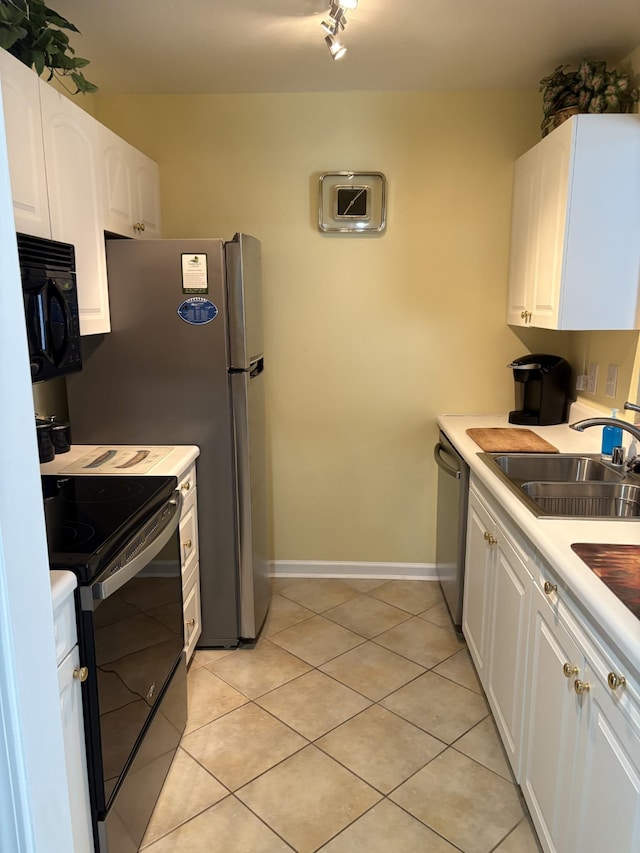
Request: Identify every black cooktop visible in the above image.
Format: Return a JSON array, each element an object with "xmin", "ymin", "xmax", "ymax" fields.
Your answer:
[{"xmin": 42, "ymin": 475, "xmax": 177, "ymax": 582}]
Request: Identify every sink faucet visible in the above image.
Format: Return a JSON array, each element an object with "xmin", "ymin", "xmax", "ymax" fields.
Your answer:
[{"xmin": 570, "ymin": 401, "xmax": 640, "ymax": 471}]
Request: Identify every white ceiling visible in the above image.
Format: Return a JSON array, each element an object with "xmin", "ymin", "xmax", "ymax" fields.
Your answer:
[{"xmin": 50, "ymin": 0, "xmax": 640, "ymax": 95}]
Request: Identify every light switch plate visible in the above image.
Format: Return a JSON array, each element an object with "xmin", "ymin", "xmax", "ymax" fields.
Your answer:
[
  {"xmin": 588, "ymin": 362, "xmax": 599, "ymax": 394},
  {"xmin": 605, "ymin": 364, "xmax": 618, "ymax": 397}
]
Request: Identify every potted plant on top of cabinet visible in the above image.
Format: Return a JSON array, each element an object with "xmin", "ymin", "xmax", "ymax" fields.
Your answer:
[
  {"xmin": 539, "ymin": 58, "xmax": 638, "ymax": 136},
  {"xmin": 0, "ymin": 0, "xmax": 97, "ymax": 93}
]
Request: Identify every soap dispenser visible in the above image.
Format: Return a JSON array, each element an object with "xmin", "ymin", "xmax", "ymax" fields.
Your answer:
[{"xmin": 601, "ymin": 409, "xmax": 623, "ymax": 459}]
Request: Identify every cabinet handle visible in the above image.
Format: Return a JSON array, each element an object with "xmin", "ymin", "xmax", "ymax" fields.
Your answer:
[
  {"xmin": 73, "ymin": 666, "xmax": 89, "ymax": 683},
  {"xmin": 574, "ymin": 679, "xmax": 590, "ymax": 695},
  {"xmin": 181, "ymin": 481, "xmax": 191, "ymax": 491},
  {"xmin": 183, "ymin": 539, "xmax": 192, "ymax": 549},
  {"xmin": 483, "ymin": 531, "xmax": 497, "ymax": 545},
  {"xmin": 607, "ymin": 672, "xmax": 626, "ymax": 690},
  {"xmin": 133, "ymin": 222, "xmax": 146, "ymax": 233},
  {"xmin": 544, "ymin": 581, "xmax": 557, "ymax": 595},
  {"xmin": 563, "ymin": 663, "xmax": 578, "ymax": 679},
  {"xmin": 520, "ymin": 310, "xmax": 527, "ymax": 319},
  {"xmin": 186, "ymin": 618, "xmax": 196, "ymax": 628}
]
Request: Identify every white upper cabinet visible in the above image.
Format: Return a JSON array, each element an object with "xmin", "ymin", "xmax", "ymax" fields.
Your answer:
[
  {"xmin": 39, "ymin": 81, "xmax": 110, "ymax": 335},
  {"xmin": 0, "ymin": 48, "xmax": 162, "ymax": 336},
  {"xmin": 100, "ymin": 124, "xmax": 161, "ymax": 239},
  {"xmin": 507, "ymin": 115, "xmax": 640, "ymax": 330},
  {"xmin": 0, "ymin": 49, "xmax": 50, "ymax": 237}
]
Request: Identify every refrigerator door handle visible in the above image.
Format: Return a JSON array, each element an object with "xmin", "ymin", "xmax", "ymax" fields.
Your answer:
[{"xmin": 250, "ymin": 357, "xmax": 264, "ymax": 379}]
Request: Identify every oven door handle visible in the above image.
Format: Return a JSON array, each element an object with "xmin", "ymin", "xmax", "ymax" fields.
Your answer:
[{"xmin": 91, "ymin": 493, "xmax": 182, "ymax": 602}]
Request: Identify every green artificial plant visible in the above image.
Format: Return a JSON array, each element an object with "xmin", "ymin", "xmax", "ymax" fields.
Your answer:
[
  {"xmin": 0, "ymin": 0, "xmax": 97, "ymax": 93},
  {"xmin": 540, "ymin": 58, "xmax": 638, "ymax": 136}
]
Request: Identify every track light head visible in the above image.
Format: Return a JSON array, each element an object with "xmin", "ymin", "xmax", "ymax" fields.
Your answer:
[{"xmin": 325, "ymin": 34, "xmax": 347, "ymax": 61}]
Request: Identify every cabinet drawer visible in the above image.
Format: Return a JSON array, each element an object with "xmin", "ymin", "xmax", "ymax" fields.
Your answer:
[
  {"xmin": 179, "ymin": 495, "xmax": 199, "ymax": 578},
  {"xmin": 178, "ymin": 464, "xmax": 196, "ymax": 499},
  {"xmin": 183, "ymin": 565, "xmax": 201, "ymax": 663}
]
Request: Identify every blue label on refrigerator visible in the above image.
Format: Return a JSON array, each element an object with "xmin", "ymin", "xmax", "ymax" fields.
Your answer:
[{"xmin": 177, "ymin": 297, "xmax": 218, "ymax": 325}]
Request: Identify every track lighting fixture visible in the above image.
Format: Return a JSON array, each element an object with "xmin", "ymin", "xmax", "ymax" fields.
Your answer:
[
  {"xmin": 325, "ymin": 34, "xmax": 347, "ymax": 61},
  {"xmin": 320, "ymin": 1, "xmax": 358, "ymax": 61}
]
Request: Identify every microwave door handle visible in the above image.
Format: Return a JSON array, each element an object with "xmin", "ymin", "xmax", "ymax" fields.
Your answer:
[
  {"xmin": 47, "ymin": 278, "xmax": 71, "ymax": 361},
  {"xmin": 28, "ymin": 291, "xmax": 47, "ymax": 355}
]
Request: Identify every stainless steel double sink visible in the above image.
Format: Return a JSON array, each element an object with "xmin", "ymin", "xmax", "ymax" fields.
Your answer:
[{"xmin": 479, "ymin": 453, "xmax": 640, "ymax": 519}]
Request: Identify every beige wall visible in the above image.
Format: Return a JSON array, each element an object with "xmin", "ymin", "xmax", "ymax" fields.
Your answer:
[{"xmin": 93, "ymin": 90, "xmax": 572, "ymax": 565}]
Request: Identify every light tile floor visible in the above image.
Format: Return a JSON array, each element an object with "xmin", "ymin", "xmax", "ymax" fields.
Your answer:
[{"xmin": 141, "ymin": 578, "xmax": 542, "ymax": 853}]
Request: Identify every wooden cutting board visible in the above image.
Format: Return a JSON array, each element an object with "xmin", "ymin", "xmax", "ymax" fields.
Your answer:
[{"xmin": 466, "ymin": 427, "xmax": 559, "ymax": 453}]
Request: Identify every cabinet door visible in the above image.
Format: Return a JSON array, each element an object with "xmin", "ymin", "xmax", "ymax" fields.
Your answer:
[
  {"xmin": 506, "ymin": 145, "xmax": 538, "ymax": 326},
  {"xmin": 39, "ymin": 83, "xmax": 110, "ymax": 335},
  {"xmin": 530, "ymin": 121, "xmax": 572, "ymax": 329},
  {"xmin": 463, "ymin": 489, "xmax": 495, "ymax": 678},
  {"xmin": 100, "ymin": 124, "xmax": 135, "ymax": 237},
  {"xmin": 131, "ymin": 149, "xmax": 161, "ymax": 239},
  {"xmin": 58, "ymin": 645, "xmax": 94, "ymax": 853},
  {"xmin": 100, "ymin": 125, "xmax": 161, "ymax": 239},
  {"xmin": 0, "ymin": 50, "xmax": 50, "ymax": 237},
  {"xmin": 486, "ymin": 524, "xmax": 532, "ymax": 779},
  {"xmin": 522, "ymin": 584, "xmax": 582, "ymax": 853},
  {"xmin": 183, "ymin": 563, "xmax": 202, "ymax": 663},
  {"xmin": 569, "ymin": 663, "xmax": 640, "ymax": 853}
]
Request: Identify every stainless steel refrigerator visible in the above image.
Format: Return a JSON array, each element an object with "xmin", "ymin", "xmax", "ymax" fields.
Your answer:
[{"xmin": 66, "ymin": 234, "xmax": 270, "ymax": 646}]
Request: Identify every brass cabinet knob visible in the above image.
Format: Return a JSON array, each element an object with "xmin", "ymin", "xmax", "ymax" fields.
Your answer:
[
  {"xmin": 544, "ymin": 581, "xmax": 558, "ymax": 595},
  {"xmin": 140, "ymin": 222, "xmax": 145, "ymax": 232},
  {"xmin": 133, "ymin": 222, "xmax": 146, "ymax": 233},
  {"xmin": 181, "ymin": 481, "xmax": 191, "ymax": 491},
  {"xmin": 607, "ymin": 672, "xmax": 626, "ymax": 690},
  {"xmin": 186, "ymin": 618, "xmax": 196, "ymax": 628},
  {"xmin": 73, "ymin": 667, "xmax": 89, "ymax": 683},
  {"xmin": 574, "ymin": 679, "xmax": 590, "ymax": 695},
  {"xmin": 183, "ymin": 539, "xmax": 192, "ymax": 549},
  {"xmin": 521, "ymin": 310, "xmax": 527, "ymax": 319},
  {"xmin": 483, "ymin": 531, "xmax": 497, "ymax": 545},
  {"xmin": 563, "ymin": 663, "xmax": 579, "ymax": 679}
]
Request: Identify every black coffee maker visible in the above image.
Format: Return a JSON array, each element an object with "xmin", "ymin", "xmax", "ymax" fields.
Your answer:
[{"xmin": 508, "ymin": 354, "xmax": 572, "ymax": 426}]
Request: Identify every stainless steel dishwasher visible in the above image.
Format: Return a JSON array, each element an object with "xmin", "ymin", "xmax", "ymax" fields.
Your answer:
[{"xmin": 433, "ymin": 430, "xmax": 470, "ymax": 631}]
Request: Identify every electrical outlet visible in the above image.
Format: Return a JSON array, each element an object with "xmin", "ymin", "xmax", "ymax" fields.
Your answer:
[
  {"xmin": 588, "ymin": 362, "xmax": 599, "ymax": 394},
  {"xmin": 576, "ymin": 374, "xmax": 588, "ymax": 391},
  {"xmin": 605, "ymin": 364, "xmax": 618, "ymax": 397}
]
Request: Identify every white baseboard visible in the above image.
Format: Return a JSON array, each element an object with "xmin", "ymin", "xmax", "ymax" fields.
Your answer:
[{"xmin": 270, "ymin": 560, "xmax": 438, "ymax": 581}]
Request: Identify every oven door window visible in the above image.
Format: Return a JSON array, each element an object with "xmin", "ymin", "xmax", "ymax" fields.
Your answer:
[{"xmin": 91, "ymin": 529, "xmax": 183, "ymax": 805}]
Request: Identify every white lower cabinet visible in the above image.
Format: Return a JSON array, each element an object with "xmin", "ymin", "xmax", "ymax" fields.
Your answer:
[
  {"xmin": 464, "ymin": 475, "xmax": 640, "ymax": 853},
  {"xmin": 58, "ymin": 645, "xmax": 94, "ymax": 852},
  {"xmin": 463, "ymin": 489, "xmax": 495, "ymax": 679},
  {"xmin": 177, "ymin": 463, "xmax": 201, "ymax": 661},
  {"xmin": 464, "ymin": 484, "xmax": 532, "ymax": 776},
  {"xmin": 486, "ymin": 520, "xmax": 532, "ymax": 777},
  {"xmin": 52, "ymin": 572, "xmax": 93, "ymax": 853},
  {"xmin": 524, "ymin": 576, "xmax": 640, "ymax": 853},
  {"xmin": 522, "ymin": 583, "xmax": 583, "ymax": 851},
  {"xmin": 183, "ymin": 562, "xmax": 202, "ymax": 662}
]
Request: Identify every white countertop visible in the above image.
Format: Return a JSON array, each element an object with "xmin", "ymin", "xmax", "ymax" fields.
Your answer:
[
  {"xmin": 41, "ymin": 444, "xmax": 200, "ymax": 478},
  {"xmin": 438, "ymin": 402, "xmax": 640, "ymax": 677},
  {"xmin": 50, "ymin": 569, "xmax": 77, "ymax": 610}
]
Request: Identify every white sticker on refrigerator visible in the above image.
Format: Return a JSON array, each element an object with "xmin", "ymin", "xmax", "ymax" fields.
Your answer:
[{"xmin": 181, "ymin": 253, "xmax": 208, "ymax": 293}]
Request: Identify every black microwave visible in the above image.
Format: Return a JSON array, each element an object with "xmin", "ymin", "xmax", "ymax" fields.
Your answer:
[{"xmin": 18, "ymin": 232, "xmax": 82, "ymax": 383}]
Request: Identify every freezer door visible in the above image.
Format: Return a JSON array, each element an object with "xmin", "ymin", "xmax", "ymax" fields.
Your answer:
[
  {"xmin": 231, "ymin": 358, "xmax": 270, "ymax": 638},
  {"xmin": 225, "ymin": 233, "xmax": 264, "ymax": 369}
]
